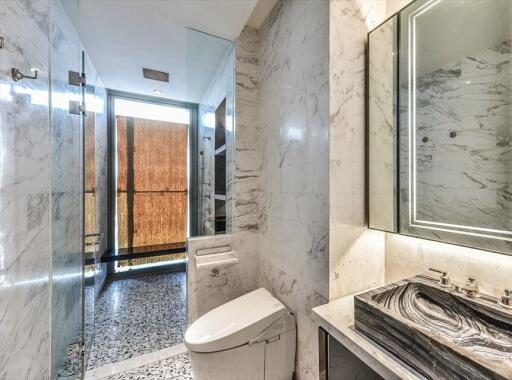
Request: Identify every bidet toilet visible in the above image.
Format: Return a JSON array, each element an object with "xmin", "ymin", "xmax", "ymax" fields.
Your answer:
[{"xmin": 184, "ymin": 288, "xmax": 296, "ymax": 380}]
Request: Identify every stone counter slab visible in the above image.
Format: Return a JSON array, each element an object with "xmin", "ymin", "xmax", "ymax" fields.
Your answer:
[{"xmin": 354, "ymin": 275, "xmax": 512, "ymax": 380}]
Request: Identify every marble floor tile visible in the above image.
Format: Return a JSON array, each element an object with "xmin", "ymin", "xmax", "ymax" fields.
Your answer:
[
  {"xmin": 102, "ymin": 352, "xmax": 192, "ymax": 380},
  {"xmin": 87, "ymin": 271, "xmax": 187, "ymax": 370}
]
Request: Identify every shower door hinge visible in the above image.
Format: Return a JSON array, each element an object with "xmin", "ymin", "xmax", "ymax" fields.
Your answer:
[
  {"xmin": 68, "ymin": 70, "xmax": 86, "ymax": 87},
  {"xmin": 69, "ymin": 100, "xmax": 86, "ymax": 116},
  {"xmin": 0, "ymin": 37, "xmax": 4, "ymax": 49}
]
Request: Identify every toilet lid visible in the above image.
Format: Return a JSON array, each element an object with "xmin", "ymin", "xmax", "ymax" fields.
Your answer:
[{"xmin": 184, "ymin": 288, "xmax": 287, "ymax": 353}]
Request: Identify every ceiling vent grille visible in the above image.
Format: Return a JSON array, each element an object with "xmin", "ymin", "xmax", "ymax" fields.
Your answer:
[{"xmin": 142, "ymin": 68, "xmax": 170, "ymax": 83}]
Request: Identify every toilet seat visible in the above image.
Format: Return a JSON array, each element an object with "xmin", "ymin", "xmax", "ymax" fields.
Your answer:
[{"xmin": 185, "ymin": 288, "xmax": 288, "ymax": 353}]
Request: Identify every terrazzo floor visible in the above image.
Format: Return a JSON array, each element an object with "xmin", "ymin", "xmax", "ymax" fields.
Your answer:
[{"xmin": 87, "ymin": 271, "xmax": 187, "ymax": 371}]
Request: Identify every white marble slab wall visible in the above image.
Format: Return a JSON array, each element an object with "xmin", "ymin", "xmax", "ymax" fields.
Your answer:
[
  {"xmin": 328, "ymin": 0, "xmax": 387, "ymax": 300},
  {"xmin": 187, "ymin": 235, "xmax": 242, "ymax": 323},
  {"xmin": 386, "ymin": 233, "xmax": 512, "ymax": 298},
  {"xmin": 257, "ymin": 1, "xmax": 330, "ymax": 378},
  {"xmin": 187, "ymin": 26, "xmax": 261, "ymax": 323},
  {"xmin": 0, "ymin": 1, "xmax": 53, "ymax": 378},
  {"xmin": 198, "ymin": 47, "xmax": 235, "ymax": 235}
]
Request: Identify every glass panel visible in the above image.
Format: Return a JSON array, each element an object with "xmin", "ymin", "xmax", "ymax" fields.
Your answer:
[
  {"xmin": 82, "ymin": 50, "xmax": 108, "ymax": 370},
  {"xmin": 399, "ymin": 0, "xmax": 512, "ymax": 254},
  {"xmin": 186, "ymin": 28, "xmax": 234, "ymax": 236},
  {"xmin": 368, "ymin": 15, "xmax": 398, "ymax": 232},
  {"xmin": 50, "ymin": 0, "xmax": 83, "ymax": 377}
]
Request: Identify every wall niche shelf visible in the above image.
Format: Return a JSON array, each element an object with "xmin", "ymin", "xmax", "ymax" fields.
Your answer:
[{"xmin": 214, "ymin": 98, "xmax": 227, "ymax": 234}]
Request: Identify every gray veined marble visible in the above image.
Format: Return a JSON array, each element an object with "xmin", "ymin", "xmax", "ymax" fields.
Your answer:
[{"xmin": 355, "ymin": 275, "xmax": 512, "ymax": 380}]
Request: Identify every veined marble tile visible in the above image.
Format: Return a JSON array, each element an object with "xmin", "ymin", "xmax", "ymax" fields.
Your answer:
[
  {"xmin": 328, "ymin": 0, "xmax": 387, "ymax": 308},
  {"xmin": 257, "ymin": 1, "xmax": 330, "ymax": 379},
  {"xmin": 0, "ymin": 1, "xmax": 53, "ymax": 378}
]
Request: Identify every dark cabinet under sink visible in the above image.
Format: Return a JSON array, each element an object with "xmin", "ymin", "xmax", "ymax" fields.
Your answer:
[{"xmin": 319, "ymin": 328, "xmax": 383, "ymax": 380}]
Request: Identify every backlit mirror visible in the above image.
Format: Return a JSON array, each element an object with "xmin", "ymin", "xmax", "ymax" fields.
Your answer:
[{"xmin": 368, "ymin": 0, "xmax": 512, "ymax": 255}]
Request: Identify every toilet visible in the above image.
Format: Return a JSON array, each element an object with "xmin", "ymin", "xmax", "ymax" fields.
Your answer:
[{"xmin": 184, "ymin": 288, "xmax": 296, "ymax": 380}]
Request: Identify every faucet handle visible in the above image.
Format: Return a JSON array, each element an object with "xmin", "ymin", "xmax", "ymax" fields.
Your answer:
[
  {"xmin": 428, "ymin": 267, "xmax": 451, "ymax": 288},
  {"xmin": 499, "ymin": 289, "xmax": 512, "ymax": 309},
  {"xmin": 463, "ymin": 277, "xmax": 480, "ymax": 298}
]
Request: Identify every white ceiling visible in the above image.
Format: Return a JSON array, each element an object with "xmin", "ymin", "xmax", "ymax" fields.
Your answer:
[
  {"xmin": 415, "ymin": 0, "xmax": 512, "ymax": 76},
  {"xmin": 246, "ymin": 0, "xmax": 277, "ymax": 28},
  {"xmin": 79, "ymin": 0, "xmax": 257, "ymax": 103}
]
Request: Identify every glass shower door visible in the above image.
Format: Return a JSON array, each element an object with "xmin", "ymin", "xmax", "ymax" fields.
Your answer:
[{"xmin": 50, "ymin": 0, "xmax": 84, "ymax": 378}]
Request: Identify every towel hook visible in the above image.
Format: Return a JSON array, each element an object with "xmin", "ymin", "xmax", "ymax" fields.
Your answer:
[{"xmin": 12, "ymin": 68, "xmax": 38, "ymax": 82}]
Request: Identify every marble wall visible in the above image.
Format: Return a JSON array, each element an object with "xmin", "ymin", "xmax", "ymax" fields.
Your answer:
[
  {"xmin": 0, "ymin": 1, "xmax": 53, "ymax": 378},
  {"xmin": 187, "ymin": 26, "xmax": 261, "ymax": 323},
  {"xmin": 328, "ymin": 0, "xmax": 387, "ymax": 302},
  {"xmin": 257, "ymin": 1, "xmax": 330, "ymax": 378},
  {"xmin": 386, "ymin": 233, "xmax": 512, "ymax": 298}
]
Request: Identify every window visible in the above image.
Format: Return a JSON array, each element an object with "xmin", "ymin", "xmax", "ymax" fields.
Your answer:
[{"xmin": 111, "ymin": 96, "xmax": 194, "ymax": 271}]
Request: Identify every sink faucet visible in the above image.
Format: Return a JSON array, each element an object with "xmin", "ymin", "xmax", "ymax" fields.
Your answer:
[
  {"xmin": 499, "ymin": 289, "xmax": 512, "ymax": 309},
  {"xmin": 460, "ymin": 277, "xmax": 480, "ymax": 298},
  {"xmin": 429, "ymin": 269, "xmax": 480, "ymax": 298},
  {"xmin": 428, "ymin": 268, "xmax": 451, "ymax": 288},
  {"xmin": 451, "ymin": 277, "xmax": 480, "ymax": 298}
]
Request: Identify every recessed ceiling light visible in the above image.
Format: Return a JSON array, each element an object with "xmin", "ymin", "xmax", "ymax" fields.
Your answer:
[{"xmin": 154, "ymin": 89, "xmax": 162, "ymax": 95}]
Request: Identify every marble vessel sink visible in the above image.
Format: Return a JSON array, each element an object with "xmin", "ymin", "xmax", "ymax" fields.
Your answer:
[{"xmin": 354, "ymin": 275, "xmax": 512, "ymax": 380}]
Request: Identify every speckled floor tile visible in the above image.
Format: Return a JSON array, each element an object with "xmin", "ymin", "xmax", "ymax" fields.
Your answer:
[
  {"xmin": 102, "ymin": 352, "xmax": 192, "ymax": 380},
  {"xmin": 87, "ymin": 271, "xmax": 187, "ymax": 370}
]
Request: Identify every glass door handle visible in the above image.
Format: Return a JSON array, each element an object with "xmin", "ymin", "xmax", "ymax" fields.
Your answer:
[{"xmin": 12, "ymin": 67, "xmax": 38, "ymax": 81}]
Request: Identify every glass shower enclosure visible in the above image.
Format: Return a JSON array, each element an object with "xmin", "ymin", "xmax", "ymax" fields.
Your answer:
[{"xmin": 0, "ymin": 0, "xmax": 93, "ymax": 378}]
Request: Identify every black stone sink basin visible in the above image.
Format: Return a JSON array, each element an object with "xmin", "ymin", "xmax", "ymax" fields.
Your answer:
[{"xmin": 355, "ymin": 275, "xmax": 512, "ymax": 380}]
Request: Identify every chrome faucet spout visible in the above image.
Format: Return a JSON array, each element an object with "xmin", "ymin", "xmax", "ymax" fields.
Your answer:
[
  {"xmin": 428, "ymin": 267, "xmax": 451, "ymax": 288},
  {"xmin": 461, "ymin": 277, "xmax": 480, "ymax": 298}
]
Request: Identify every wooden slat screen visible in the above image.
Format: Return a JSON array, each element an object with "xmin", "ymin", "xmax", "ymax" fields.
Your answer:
[{"xmin": 116, "ymin": 115, "xmax": 188, "ymax": 250}]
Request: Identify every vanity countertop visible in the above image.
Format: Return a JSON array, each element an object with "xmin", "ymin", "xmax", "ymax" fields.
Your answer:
[{"xmin": 312, "ymin": 292, "xmax": 425, "ymax": 380}]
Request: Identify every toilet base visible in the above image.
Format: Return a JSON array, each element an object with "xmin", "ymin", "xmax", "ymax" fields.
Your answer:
[{"xmin": 189, "ymin": 329, "xmax": 296, "ymax": 380}]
